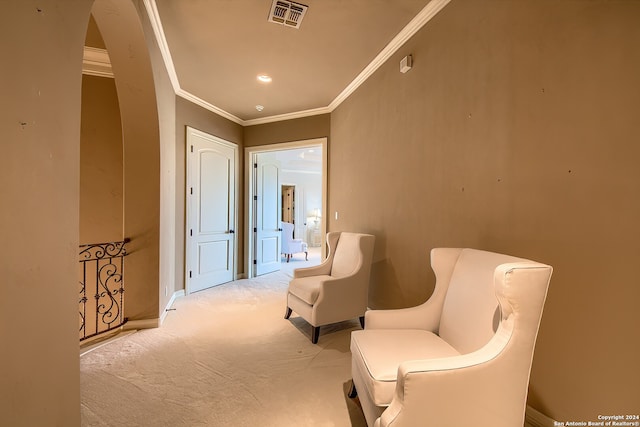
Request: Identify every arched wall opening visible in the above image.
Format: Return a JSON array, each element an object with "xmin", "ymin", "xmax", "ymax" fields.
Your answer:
[{"xmin": 90, "ymin": 0, "xmax": 161, "ymax": 322}]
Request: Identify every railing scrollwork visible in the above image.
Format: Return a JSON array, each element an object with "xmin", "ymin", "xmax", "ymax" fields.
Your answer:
[{"xmin": 79, "ymin": 238, "xmax": 130, "ymax": 342}]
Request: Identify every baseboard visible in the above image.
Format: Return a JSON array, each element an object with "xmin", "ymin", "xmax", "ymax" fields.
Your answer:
[
  {"xmin": 123, "ymin": 318, "xmax": 159, "ymax": 330},
  {"xmin": 121, "ymin": 290, "xmax": 185, "ymax": 331},
  {"xmin": 525, "ymin": 405, "xmax": 557, "ymax": 427},
  {"xmin": 160, "ymin": 289, "xmax": 185, "ymax": 325},
  {"xmin": 80, "ymin": 329, "xmax": 136, "ymax": 357}
]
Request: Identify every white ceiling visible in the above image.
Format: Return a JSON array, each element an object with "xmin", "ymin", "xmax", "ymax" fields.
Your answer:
[
  {"xmin": 276, "ymin": 146, "xmax": 322, "ymax": 173},
  {"xmin": 144, "ymin": 0, "xmax": 450, "ymax": 126}
]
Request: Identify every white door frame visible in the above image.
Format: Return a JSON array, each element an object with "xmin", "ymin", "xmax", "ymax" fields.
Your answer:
[
  {"xmin": 244, "ymin": 137, "xmax": 327, "ymax": 279},
  {"xmin": 185, "ymin": 126, "xmax": 239, "ymax": 294}
]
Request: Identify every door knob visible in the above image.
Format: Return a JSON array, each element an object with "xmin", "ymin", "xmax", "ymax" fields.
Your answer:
[{"xmin": 229, "ymin": 229, "xmax": 235, "ymax": 234}]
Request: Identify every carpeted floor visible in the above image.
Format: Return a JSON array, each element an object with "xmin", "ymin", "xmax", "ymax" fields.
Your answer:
[{"xmin": 80, "ymin": 250, "xmax": 367, "ymax": 427}]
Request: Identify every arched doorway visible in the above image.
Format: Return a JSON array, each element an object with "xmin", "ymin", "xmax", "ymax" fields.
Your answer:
[{"xmin": 88, "ymin": 0, "xmax": 162, "ymax": 325}]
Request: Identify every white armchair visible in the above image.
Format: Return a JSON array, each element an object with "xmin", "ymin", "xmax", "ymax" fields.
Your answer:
[
  {"xmin": 285, "ymin": 231, "xmax": 375, "ymax": 343},
  {"xmin": 280, "ymin": 221, "xmax": 308, "ymax": 262},
  {"xmin": 349, "ymin": 248, "xmax": 553, "ymax": 427}
]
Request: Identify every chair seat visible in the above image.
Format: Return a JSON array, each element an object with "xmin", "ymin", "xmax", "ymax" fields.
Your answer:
[
  {"xmin": 288, "ymin": 275, "xmax": 333, "ymax": 305},
  {"xmin": 351, "ymin": 329, "xmax": 460, "ymax": 406}
]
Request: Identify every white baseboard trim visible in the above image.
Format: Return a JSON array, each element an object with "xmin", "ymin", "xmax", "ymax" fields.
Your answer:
[
  {"xmin": 160, "ymin": 289, "xmax": 185, "ymax": 325},
  {"xmin": 121, "ymin": 290, "xmax": 185, "ymax": 331},
  {"xmin": 525, "ymin": 405, "xmax": 557, "ymax": 427},
  {"xmin": 124, "ymin": 318, "xmax": 159, "ymax": 330},
  {"xmin": 80, "ymin": 329, "xmax": 136, "ymax": 357}
]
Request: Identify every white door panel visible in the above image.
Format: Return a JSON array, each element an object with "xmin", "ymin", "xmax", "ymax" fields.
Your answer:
[
  {"xmin": 187, "ymin": 127, "xmax": 236, "ymax": 293},
  {"xmin": 255, "ymin": 154, "xmax": 281, "ymax": 276}
]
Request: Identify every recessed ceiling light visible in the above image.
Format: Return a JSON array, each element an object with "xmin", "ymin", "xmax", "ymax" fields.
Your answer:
[
  {"xmin": 256, "ymin": 105, "xmax": 264, "ymax": 112},
  {"xmin": 257, "ymin": 75, "xmax": 272, "ymax": 83}
]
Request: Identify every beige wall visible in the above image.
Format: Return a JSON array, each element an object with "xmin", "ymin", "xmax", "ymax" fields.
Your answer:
[
  {"xmin": 135, "ymin": 0, "xmax": 180, "ymax": 316},
  {"xmin": 85, "ymin": 15, "xmax": 105, "ymax": 49},
  {"xmin": 80, "ymin": 75, "xmax": 123, "ymax": 244},
  {"xmin": 244, "ymin": 114, "xmax": 330, "ymax": 147},
  {"xmin": 0, "ymin": 2, "xmax": 94, "ymax": 426},
  {"xmin": 330, "ymin": 0, "xmax": 640, "ymax": 420}
]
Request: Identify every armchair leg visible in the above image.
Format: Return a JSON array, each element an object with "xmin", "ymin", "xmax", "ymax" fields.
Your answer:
[
  {"xmin": 311, "ymin": 326, "xmax": 320, "ymax": 344},
  {"xmin": 347, "ymin": 380, "xmax": 358, "ymax": 398},
  {"xmin": 359, "ymin": 316, "xmax": 365, "ymax": 329},
  {"xmin": 284, "ymin": 307, "xmax": 292, "ymax": 319}
]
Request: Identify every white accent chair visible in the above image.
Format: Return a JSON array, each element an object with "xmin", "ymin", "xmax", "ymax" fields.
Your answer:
[
  {"xmin": 349, "ymin": 248, "xmax": 553, "ymax": 427},
  {"xmin": 285, "ymin": 231, "xmax": 375, "ymax": 344},
  {"xmin": 280, "ymin": 221, "xmax": 308, "ymax": 262}
]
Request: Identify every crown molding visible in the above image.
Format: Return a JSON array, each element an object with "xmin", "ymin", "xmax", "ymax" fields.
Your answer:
[
  {"xmin": 143, "ymin": 0, "xmax": 451, "ymax": 126},
  {"xmin": 82, "ymin": 46, "xmax": 113, "ymax": 78},
  {"xmin": 243, "ymin": 105, "xmax": 332, "ymax": 127},
  {"xmin": 143, "ymin": 0, "xmax": 243, "ymax": 124},
  {"xmin": 281, "ymin": 169, "xmax": 322, "ymax": 175},
  {"xmin": 177, "ymin": 89, "xmax": 244, "ymax": 125},
  {"xmin": 327, "ymin": 0, "xmax": 452, "ymax": 111},
  {"xmin": 142, "ymin": 0, "xmax": 180, "ymax": 92}
]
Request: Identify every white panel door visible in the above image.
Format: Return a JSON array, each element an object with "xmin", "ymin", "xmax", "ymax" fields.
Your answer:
[
  {"xmin": 186, "ymin": 127, "xmax": 236, "ymax": 293},
  {"xmin": 254, "ymin": 153, "xmax": 281, "ymax": 276}
]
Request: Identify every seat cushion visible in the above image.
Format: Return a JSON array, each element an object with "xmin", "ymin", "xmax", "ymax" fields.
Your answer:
[
  {"xmin": 351, "ymin": 329, "xmax": 460, "ymax": 406},
  {"xmin": 288, "ymin": 275, "xmax": 332, "ymax": 305}
]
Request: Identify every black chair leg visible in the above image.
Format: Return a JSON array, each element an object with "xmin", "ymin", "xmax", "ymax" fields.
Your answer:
[
  {"xmin": 347, "ymin": 380, "xmax": 358, "ymax": 398},
  {"xmin": 359, "ymin": 316, "xmax": 365, "ymax": 329},
  {"xmin": 284, "ymin": 307, "xmax": 292, "ymax": 319},
  {"xmin": 311, "ymin": 326, "xmax": 320, "ymax": 344}
]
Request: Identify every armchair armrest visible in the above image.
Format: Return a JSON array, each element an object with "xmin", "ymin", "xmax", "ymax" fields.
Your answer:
[
  {"xmin": 365, "ymin": 302, "xmax": 440, "ymax": 331},
  {"xmin": 310, "ymin": 261, "xmax": 370, "ymax": 323},
  {"xmin": 379, "ymin": 319, "xmax": 528, "ymax": 427},
  {"xmin": 316, "ymin": 272, "xmax": 358, "ymax": 300},
  {"xmin": 365, "ymin": 248, "xmax": 464, "ymax": 332},
  {"xmin": 293, "ymin": 231, "xmax": 341, "ymax": 278},
  {"xmin": 293, "ymin": 260, "xmax": 332, "ymax": 278}
]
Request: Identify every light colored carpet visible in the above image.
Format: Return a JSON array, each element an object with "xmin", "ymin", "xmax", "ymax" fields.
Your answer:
[{"xmin": 80, "ymin": 252, "xmax": 367, "ymax": 427}]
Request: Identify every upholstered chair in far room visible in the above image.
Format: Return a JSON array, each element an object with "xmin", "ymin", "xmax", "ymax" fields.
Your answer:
[
  {"xmin": 349, "ymin": 248, "xmax": 553, "ymax": 427},
  {"xmin": 281, "ymin": 221, "xmax": 308, "ymax": 262},
  {"xmin": 285, "ymin": 231, "xmax": 375, "ymax": 344}
]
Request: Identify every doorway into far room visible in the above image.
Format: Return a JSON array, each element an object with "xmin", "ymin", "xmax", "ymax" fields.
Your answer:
[{"xmin": 246, "ymin": 138, "xmax": 327, "ymax": 279}]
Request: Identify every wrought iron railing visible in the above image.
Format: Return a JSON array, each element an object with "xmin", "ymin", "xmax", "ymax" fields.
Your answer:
[{"xmin": 79, "ymin": 238, "xmax": 130, "ymax": 341}]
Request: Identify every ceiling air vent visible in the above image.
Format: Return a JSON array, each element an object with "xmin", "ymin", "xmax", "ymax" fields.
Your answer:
[{"xmin": 268, "ymin": 0, "xmax": 308, "ymax": 29}]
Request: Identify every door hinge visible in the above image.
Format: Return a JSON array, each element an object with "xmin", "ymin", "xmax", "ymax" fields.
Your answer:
[
  {"xmin": 190, "ymin": 187, "xmax": 193, "ymax": 195},
  {"xmin": 189, "ymin": 271, "xmax": 192, "ymax": 278},
  {"xmin": 190, "ymin": 229, "xmax": 193, "ymax": 236},
  {"xmin": 190, "ymin": 145, "xmax": 194, "ymax": 152},
  {"xmin": 253, "ymin": 260, "xmax": 257, "ymax": 265},
  {"xmin": 253, "ymin": 163, "xmax": 258, "ymax": 168},
  {"xmin": 253, "ymin": 195, "xmax": 258, "ymax": 201},
  {"xmin": 253, "ymin": 227, "xmax": 257, "ymax": 233}
]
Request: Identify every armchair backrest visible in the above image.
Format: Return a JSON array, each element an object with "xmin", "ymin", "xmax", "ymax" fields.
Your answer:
[
  {"xmin": 328, "ymin": 232, "xmax": 375, "ymax": 279},
  {"xmin": 281, "ymin": 222, "xmax": 295, "ymax": 252},
  {"xmin": 437, "ymin": 248, "xmax": 546, "ymax": 354}
]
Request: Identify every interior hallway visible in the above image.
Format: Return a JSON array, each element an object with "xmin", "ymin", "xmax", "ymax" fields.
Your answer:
[{"xmin": 80, "ymin": 246, "xmax": 364, "ymax": 426}]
